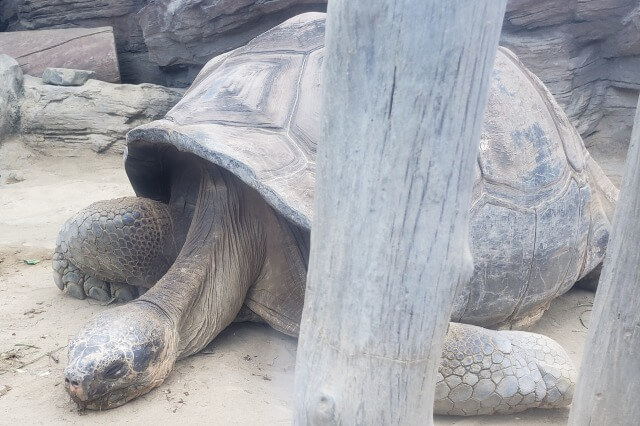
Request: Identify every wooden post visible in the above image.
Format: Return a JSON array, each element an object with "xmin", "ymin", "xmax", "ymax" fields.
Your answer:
[
  {"xmin": 294, "ymin": 1, "xmax": 506, "ymax": 424},
  {"xmin": 568, "ymin": 101, "xmax": 640, "ymax": 425}
]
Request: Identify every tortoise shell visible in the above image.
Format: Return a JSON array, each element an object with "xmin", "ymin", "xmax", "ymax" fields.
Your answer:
[{"xmin": 126, "ymin": 12, "xmax": 615, "ymax": 327}]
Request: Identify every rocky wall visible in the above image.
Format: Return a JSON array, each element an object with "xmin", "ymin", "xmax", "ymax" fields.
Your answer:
[
  {"xmin": 0, "ymin": 0, "xmax": 326, "ymax": 87},
  {"xmin": 1, "ymin": 0, "xmax": 639, "ymax": 154},
  {"xmin": 501, "ymin": 0, "xmax": 640, "ymax": 154}
]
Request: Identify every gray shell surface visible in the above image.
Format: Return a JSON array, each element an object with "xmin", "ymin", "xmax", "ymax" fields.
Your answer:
[{"xmin": 126, "ymin": 13, "xmax": 615, "ymax": 327}]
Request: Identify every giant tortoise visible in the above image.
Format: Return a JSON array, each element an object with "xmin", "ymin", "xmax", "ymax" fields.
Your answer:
[{"xmin": 53, "ymin": 13, "xmax": 617, "ymax": 416}]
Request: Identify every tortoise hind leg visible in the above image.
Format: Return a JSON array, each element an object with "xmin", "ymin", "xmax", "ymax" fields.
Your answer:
[
  {"xmin": 435, "ymin": 323, "xmax": 576, "ymax": 415},
  {"xmin": 53, "ymin": 197, "xmax": 180, "ymax": 302},
  {"xmin": 243, "ymin": 211, "xmax": 309, "ymax": 336}
]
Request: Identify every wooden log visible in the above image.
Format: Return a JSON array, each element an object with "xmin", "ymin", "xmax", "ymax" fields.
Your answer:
[
  {"xmin": 567, "ymin": 100, "xmax": 640, "ymax": 424},
  {"xmin": 294, "ymin": 1, "xmax": 506, "ymax": 424},
  {"xmin": 0, "ymin": 26, "xmax": 120, "ymax": 83},
  {"xmin": 19, "ymin": 75, "xmax": 183, "ymax": 153}
]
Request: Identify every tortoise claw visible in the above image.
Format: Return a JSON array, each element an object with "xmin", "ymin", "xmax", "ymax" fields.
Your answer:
[
  {"xmin": 53, "ymin": 245, "xmax": 139, "ymax": 303},
  {"xmin": 110, "ymin": 282, "xmax": 138, "ymax": 303}
]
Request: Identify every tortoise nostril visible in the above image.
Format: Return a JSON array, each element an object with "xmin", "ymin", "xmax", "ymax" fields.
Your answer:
[
  {"xmin": 64, "ymin": 378, "xmax": 70, "ymax": 384},
  {"xmin": 70, "ymin": 380, "xmax": 79, "ymax": 387}
]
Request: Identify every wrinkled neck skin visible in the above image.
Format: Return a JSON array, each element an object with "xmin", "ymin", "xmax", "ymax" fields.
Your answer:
[
  {"xmin": 65, "ymin": 158, "xmax": 270, "ymax": 410},
  {"xmin": 134, "ymin": 161, "xmax": 267, "ymax": 360}
]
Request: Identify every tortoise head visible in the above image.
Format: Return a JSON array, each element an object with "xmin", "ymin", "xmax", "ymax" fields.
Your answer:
[{"xmin": 64, "ymin": 303, "xmax": 177, "ymax": 409}]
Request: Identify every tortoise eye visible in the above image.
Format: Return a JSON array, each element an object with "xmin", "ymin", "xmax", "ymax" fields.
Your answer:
[{"xmin": 103, "ymin": 361, "xmax": 127, "ymax": 380}]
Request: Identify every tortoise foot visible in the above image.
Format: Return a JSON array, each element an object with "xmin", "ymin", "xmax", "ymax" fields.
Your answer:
[
  {"xmin": 52, "ymin": 250, "xmax": 86, "ymax": 300},
  {"xmin": 435, "ymin": 323, "xmax": 576, "ymax": 416},
  {"xmin": 53, "ymin": 247, "xmax": 138, "ymax": 303},
  {"xmin": 52, "ymin": 196, "xmax": 178, "ymax": 304}
]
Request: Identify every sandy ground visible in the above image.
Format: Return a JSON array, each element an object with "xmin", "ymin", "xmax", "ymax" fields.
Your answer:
[{"xmin": 0, "ymin": 139, "xmax": 598, "ymax": 425}]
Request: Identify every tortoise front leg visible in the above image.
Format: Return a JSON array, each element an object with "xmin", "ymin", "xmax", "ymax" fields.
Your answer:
[{"xmin": 53, "ymin": 197, "xmax": 180, "ymax": 302}]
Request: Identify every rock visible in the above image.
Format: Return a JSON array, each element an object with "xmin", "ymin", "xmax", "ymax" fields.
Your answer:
[
  {"xmin": 0, "ymin": 0, "xmax": 18, "ymax": 30},
  {"xmin": 501, "ymin": 0, "xmax": 640, "ymax": 158},
  {"xmin": 2, "ymin": 171, "xmax": 25, "ymax": 184},
  {"xmin": 137, "ymin": 0, "xmax": 327, "ymax": 69},
  {"xmin": 42, "ymin": 68, "xmax": 95, "ymax": 86},
  {"xmin": 19, "ymin": 76, "xmax": 184, "ymax": 153},
  {"xmin": 0, "ymin": 384, "xmax": 11, "ymax": 397},
  {"xmin": 0, "ymin": 27, "xmax": 120, "ymax": 83},
  {"xmin": 0, "ymin": 0, "xmax": 327, "ymax": 87},
  {"xmin": 3, "ymin": 0, "xmax": 640, "ymax": 156},
  {"xmin": 0, "ymin": 54, "xmax": 24, "ymax": 140},
  {"xmin": 3, "ymin": 0, "xmax": 149, "ymax": 85}
]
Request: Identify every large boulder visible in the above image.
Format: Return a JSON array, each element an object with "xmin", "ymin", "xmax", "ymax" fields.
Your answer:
[
  {"xmin": 19, "ymin": 76, "xmax": 183, "ymax": 153},
  {"xmin": 0, "ymin": 27, "xmax": 120, "ymax": 83},
  {"xmin": 0, "ymin": 0, "xmax": 326, "ymax": 86},
  {"xmin": 0, "ymin": 0, "xmax": 327, "ymax": 86},
  {"xmin": 0, "ymin": 0, "xmax": 147, "ymax": 82},
  {"xmin": 0, "ymin": 54, "xmax": 23, "ymax": 140}
]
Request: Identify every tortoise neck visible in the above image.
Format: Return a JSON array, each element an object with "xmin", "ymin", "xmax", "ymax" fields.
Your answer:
[{"xmin": 135, "ymin": 162, "xmax": 266, "ymax": 358}]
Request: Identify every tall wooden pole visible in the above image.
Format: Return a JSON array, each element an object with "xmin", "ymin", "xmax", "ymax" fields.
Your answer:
[
  {"xmin": 294, "ymin": 1, "xmax": 506, "ymax": 424},
  {"xmin": 568, "ymin": 101, "xmax": 640, "ymax": 425}
]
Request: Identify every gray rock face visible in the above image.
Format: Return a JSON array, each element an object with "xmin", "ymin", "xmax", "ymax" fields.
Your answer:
[
  {"xmin": 0, "ymin": 27, "xmax": 120, "ymax": 83},
  {"xmin": 0, "ymin": 54, "xmax": 24, "ymax": 140},
  {"xmin": 137, "ymin": 0, "xmax": 326, "ymax": 68},
  {"xmin": 0, "ymin": 0, "xmax": 325, "ymax": 87},
  {"xmin": 42, "ymin": 68, "xmax": 95, "ymax": 86},
  {"xmin": 501, "ymin": 0, "xmax": 640, "ymax": 156},
  {"xmin": 19, "ymin": 75, "xmax": 183, "ymax": 152},
  {"xmin": 1, "ymin": 0, "xmax": 638, "ymax": 154},
  {"xmin": 0, "ymin": 0, "xmax": 18, "ymax": 31},
  {"xmin": 0, "ymin": 0, "xmax": 146, "ymax": 82}
]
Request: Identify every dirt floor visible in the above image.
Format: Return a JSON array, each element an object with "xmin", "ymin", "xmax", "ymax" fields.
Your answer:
[{"xmin": 0, "ymin": 138, "xmax": 601, "ymax": 425}]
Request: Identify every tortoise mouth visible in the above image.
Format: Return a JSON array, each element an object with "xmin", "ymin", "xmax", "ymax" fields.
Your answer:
[{"xmin": 67, "ymin": 382, "xmax": 152, "ymax": 411}]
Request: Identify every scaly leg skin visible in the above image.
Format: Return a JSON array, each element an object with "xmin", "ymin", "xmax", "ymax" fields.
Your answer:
[
  {"xmin": 52, "ymin": 252, "xmax": 113, "ymax": 301},
  {"xmin": 434, "ymin": 323, "xmax": 576, "ymax": 416},
  {"xmin": 53, "ymin": 197, "xmax": 179, "ymax": 303}
]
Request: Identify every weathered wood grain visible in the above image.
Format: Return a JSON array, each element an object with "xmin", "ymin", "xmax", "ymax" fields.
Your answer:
[
  {"xmin": 19, "ymin": 76, "xmax": 183, "ymax": 153},
  {"xmin": 568, "ymin": 99, "xmax": 640, "ymax": 425},
  {"xmin": 294, "ymin": 1, "xmax": 506, "ymax": 424}
]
